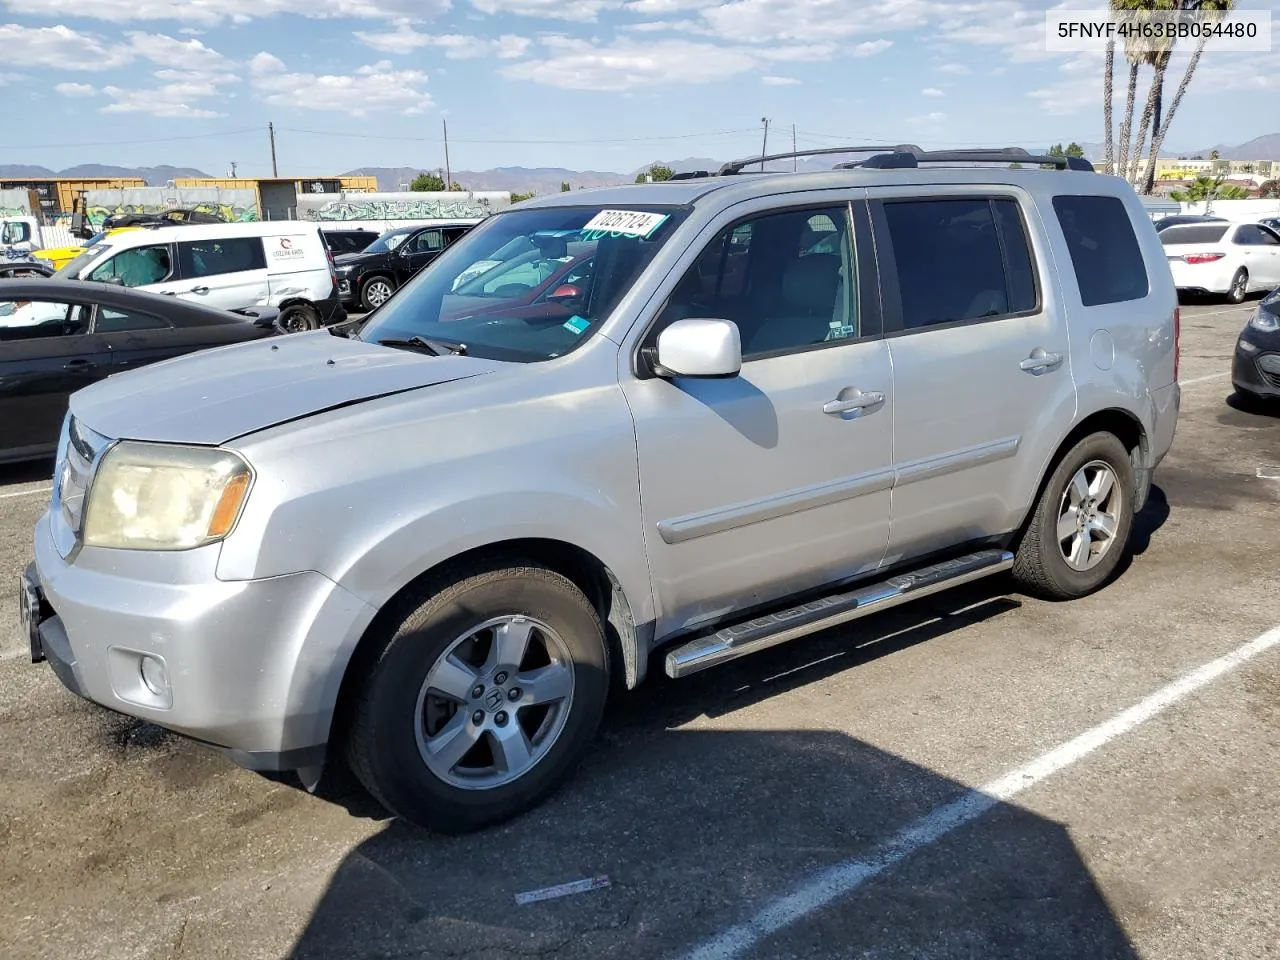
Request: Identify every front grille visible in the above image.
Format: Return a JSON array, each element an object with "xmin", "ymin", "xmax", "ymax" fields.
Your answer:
[{"xmin": 1257, "ymin": 353, "xmax": 1280, "ymax": 388}]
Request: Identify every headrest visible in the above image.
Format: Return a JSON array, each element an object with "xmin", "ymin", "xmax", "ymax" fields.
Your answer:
[{"xmin": 781, "ymin": 253, "xmax": 840, "ymax": 314}]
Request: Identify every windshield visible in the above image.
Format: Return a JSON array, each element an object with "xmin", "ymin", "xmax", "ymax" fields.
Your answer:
[
  {"xmin": 54, "ymin": 244, "xmax": 113, "ymax": 279},
  {"xmin": 363, "ymin": 230, "xmax": 414, "ymax": 255},
  {"xmin": 1160, "ymin": 224, "xmax": 1229, "ymax": 245},
  {"xmin": 358, "ymin": 204, "xmax": 688, "ymax": 362}
]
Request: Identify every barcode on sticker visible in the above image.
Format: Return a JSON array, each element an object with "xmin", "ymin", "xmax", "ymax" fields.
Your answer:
[{"xmin": 515, "ymin": 875, "xmax": 611, "ymax": 905}]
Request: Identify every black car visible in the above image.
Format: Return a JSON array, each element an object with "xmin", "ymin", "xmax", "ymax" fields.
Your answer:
[
  {"xmin": 334, "ymin": 222, "xmax": 473, "ymax": 312},
  {"xmin": 1231, "ymin": 286, "xmax": 1280, "ymax": 406},
  {"xmin": 101, "ymin": 208, "xmax": 226, "ymax": 231},
  {"xmin": 0, "ymin": 260, "xmax": 55, "ymax": 279},
  {"xmin": 322, "ymin": 228, "xmax": 379, "ymax": 256},
  {"xmin": 1153, "ymin": 214, "xmax": 1227, "ymax": 232},
  {"xmin": 0, "ymin": 278, "xmax": 281, "ymax": 464}
]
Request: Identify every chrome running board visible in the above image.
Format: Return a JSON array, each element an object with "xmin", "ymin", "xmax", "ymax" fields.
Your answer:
[{"xmin": 664, "ymin": 549, "xmax": 1014, "ymax": 679}]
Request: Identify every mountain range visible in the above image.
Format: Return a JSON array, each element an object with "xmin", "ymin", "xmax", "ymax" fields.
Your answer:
[{"xmin": 5, "ymin": 132, "xmax": 1278, "ymax": 194}]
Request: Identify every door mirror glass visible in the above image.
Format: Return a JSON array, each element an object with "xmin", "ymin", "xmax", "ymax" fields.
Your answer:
[
  {"xmin": 547, "ymin": 283, "xmax": 582, "ymax": 302},
  {"xmin": 654, "ymin": 317, "xmax": 741, "ymax": 378}
]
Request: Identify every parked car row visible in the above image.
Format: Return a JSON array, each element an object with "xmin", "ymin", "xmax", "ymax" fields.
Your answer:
[{"xmin": 1159, "ymin": 217, "xmax": 1280, "ymax": 302}]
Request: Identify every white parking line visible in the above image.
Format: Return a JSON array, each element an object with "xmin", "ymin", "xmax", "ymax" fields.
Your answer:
[
  {"xmin": 1183, "ymin": 306, "xmax": 1255, "ymax": 319},
  {"xmin": 0, "ymin": 486, "xmax": 51, "ymax": 500},
  {"xmin": 679, "ymin": 625, "xmax": 1280, "ymax": 960},
  {"xmin": 1179, "ymin": 372, "xmax": 1229, "ymax": 385}
]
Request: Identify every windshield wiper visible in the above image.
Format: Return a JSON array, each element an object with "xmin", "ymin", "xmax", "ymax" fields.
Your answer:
[{"xmin": 377, "ymin": 336, "xmax": 468, "ymax": 356}]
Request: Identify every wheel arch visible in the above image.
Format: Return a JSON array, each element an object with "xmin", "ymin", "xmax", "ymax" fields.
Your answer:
[{"xmin": 326, "ymin": 536, "xmax": 647, "ymax": 758}]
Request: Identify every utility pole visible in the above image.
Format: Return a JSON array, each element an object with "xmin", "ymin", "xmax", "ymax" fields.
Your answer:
[
  {"xmin": 229, "ymin": 161, "xmax": 238, "ymax": 178},
  {"xmin": 792, "ymin": 124, "xmax": 797, "ymax": 171},
  {"xmin": 268, "ymin": 122, "xmax": 279, "ymax": 178},
  {"xmin": 760, "ymin": 117, "xmax": 770, "ymax": 171},
  {"xmin": 443, "ymin": 118, "xmax": 452, "ymax": 189}
]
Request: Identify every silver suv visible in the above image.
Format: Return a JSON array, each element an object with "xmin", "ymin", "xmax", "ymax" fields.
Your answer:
[{"xmin": 22, "ymin": 146, "xmax": 1181, "ymax": 833}]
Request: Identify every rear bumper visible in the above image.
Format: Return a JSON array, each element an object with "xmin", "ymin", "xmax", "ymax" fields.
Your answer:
[
  {"xmin": 1150, "ymin": 380, "xmax": 1180, "ymax": 470},
  {"xmin": 1168, "ymin": 260, "xmax": 1234, "ymax": 294},
  {"xmin": 315, "ymin": 289, "xmax": 347, "ymax": 325}
]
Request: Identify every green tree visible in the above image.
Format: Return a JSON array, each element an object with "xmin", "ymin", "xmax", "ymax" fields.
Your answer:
[
  {"xmin": 560, "ymin": 182, "xmax": 571, "ymax": 192},
  {"xmin": 510, "ymin": 191, "xmax": 535, "ymax": 203},
  {"xmin": 449, "ymin": 181, "xmax": 466, "ymax": 191},
  {"xmin": 1169, "ymin": 172, "xmax": 1247, "ymax": 204},
  {"xmin": 1065, "ymin": 142, "xmax": 1085, "ymax": 157},
  {"xmin": 635, "ymin": 163, "xmax": 675, "ymax": 183},
  {"xmin": 409, "ymin": 172, "xmax": 446, "ymax": 192}
]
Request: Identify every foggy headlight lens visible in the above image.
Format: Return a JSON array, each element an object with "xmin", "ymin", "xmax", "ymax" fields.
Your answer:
[
  {"xmin": 83, "ymin": 443, "xmax": 252, "ymax": 550},
  {"xmin": 1249, "ymin": 310, "xmax": 1279, "ymax": 333}
]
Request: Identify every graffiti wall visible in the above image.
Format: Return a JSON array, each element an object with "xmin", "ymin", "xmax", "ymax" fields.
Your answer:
[
  {"xmin": 296, "ymin": 191, "xmax": 510, "ymax": 223},
  {"xmin": 75, "ymin": 188, "xmax": 261, "ymax": 228},
  {"xmin": 0, "ymin": 189, "xmax": 36, "ymax": 217}
]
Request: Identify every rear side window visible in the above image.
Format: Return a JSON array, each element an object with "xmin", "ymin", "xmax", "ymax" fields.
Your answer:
[
  {"xmin": 1160, "ymin": 224, "xmax": 1230, "ymax": 245},
  {"xmin": 880, "ymin": 197, "xmax": 1039, "ymax": 330},
  {"xmin": 1052, "ymin": 195, "xmax": 1148, "ymax": 306},
  {"xmin": 178, "ymin": 237, "xmax": 268, "ymax": 279}
]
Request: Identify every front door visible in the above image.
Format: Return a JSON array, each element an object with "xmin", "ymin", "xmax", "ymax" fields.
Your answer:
[
  {"xmin": 869, "ymin": 192, "xmax": 1076, "ymax": 562},
  {"xmin": 396, "ymin": 228, "xmax": 445, "ymax": 283},
  {"xmin": 85, "ymin": 242, "xmax": 177, "ymax": 293},
  {"xmin": 622, "ymin": 198, "xmax": 895, "ymax": 637},
  {"xmin": 0, "ymin": 302, "xmax": 110, "ymax": 459}
]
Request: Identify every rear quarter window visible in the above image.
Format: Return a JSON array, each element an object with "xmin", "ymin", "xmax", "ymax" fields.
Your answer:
[
  {"xmin": 1159, "ymin": 224, "xmax": 1231, "ymax": 245},
  {"xmin": 1052, "ymin": 195, "xmax": 1149, "ymax": 307}
]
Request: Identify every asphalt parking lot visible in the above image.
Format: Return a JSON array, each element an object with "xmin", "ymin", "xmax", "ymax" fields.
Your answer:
[{"xmin": 2, "ymin": 298, "xmax": 1278, "ymax": 960}]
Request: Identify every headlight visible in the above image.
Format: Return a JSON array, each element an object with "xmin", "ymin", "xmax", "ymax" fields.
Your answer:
[
  {"xmin": 83, "ymin": 443, "xmax": 252, "ymax": 551},
  {"xmin": 1249, "ymin": 309, "xmax": 1280, "ymax": 333}
]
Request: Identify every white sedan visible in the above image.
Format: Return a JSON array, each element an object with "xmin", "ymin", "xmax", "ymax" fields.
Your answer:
[{"xmin": 1160, "ymin": 220, "xmax": 1280, "ymax": 303}]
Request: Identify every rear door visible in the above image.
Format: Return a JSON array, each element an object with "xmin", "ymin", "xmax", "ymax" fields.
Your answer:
[
  {"xmin": 870, "ymin": 190, "xmax": 1075, "ymax": 562},
  {"xmin": 396, "ymin": 228, "xmax": 445, "ymax": 283},
  {"xmin": 174, "ymin": 236, "xmax": 271, "ymax": 311},
  {"xmin": 0, "ymin": 301, "xmax": 109, "ymax": 459},
  {"xmin": 1236, "ymin": 224, "xmax": 1280, "ymax": 287}
]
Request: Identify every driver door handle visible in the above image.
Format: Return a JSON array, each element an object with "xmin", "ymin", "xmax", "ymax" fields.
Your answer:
[
  {"xmin": 823, "ymin": 388, "xmax": 885, "ymax": 416},
  {"xmin": 1020, "ymin": 348, "xmax": 1063, "ymax": 372},
  {"xmin": 63, "ymin": 358, "xmax": 92, "ymax": 371},
  {"xmin": 189, "ymin": 286, "xmax": 210, "ymax": 295}
]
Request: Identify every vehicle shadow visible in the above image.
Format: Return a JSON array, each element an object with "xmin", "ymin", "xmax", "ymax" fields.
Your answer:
[
  {"xmin": 290, "ymin": 722, "xmax": 1140, "ymax": 959},
  {"xmin": 0, "ymin": 457, "xmax": 55, "ymax": 488}
]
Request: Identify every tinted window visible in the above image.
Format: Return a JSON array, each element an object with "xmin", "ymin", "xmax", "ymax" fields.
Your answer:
[
  {"xmin": 178, "ymin": 237, "xmax": 267, "ymax": 279},
  {"xmin": 655, "ymin": 206, "xmax": 857, "ymax": 358},
  {"xmin": 1052, "ymin": 195, "xmax": 1148, "ymax": 305},
  {"xmin": 0, "ymin": 301, "xmax": 87, "ymax": 340},
  {"xmin": 882, "ymin": 198, "xmax": 1030, "ymax": 329},
  {"xmin": 93, "ymin": 307, "xmax": 172, "ymax": 333},
  {"xmin": 411, "ymin": 230, "xmax": 444, "ymax": 253},
  {"xmin": 89, "ymin": 245, "xmax": 173, "ymax": 287},
  {"xmin": 1259, "ymin": 226, "xmax": 1280, "ymax": 245},
  {"xmin": 1159, "ymin": 224, "xmax": 1230, "ymax": 245}
]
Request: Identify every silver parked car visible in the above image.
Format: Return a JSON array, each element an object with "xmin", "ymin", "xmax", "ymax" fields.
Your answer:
[{"xmin": 22, "ymin": 146, "xmax": 1180, "ymax": 832}]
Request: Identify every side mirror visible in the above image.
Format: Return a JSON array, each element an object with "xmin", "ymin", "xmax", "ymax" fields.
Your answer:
[
  {"xmin": 548, "ymin": 283, "xmax": 582, "ymax": 302},
  {"xmin": 652, "ymin": 317, "xmax": 741, "ymax": 379}
]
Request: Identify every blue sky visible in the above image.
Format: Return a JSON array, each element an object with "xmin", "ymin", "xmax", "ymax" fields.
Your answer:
[{"xmin": 2, "ymin": 0, "xmax": 1277, "ymax": 176}]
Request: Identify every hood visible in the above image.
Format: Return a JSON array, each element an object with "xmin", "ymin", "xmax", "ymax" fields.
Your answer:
[
  {"xmin": 335, "ymin": 249, "xmax": 387, "ymax": 268},
  {"xmin": 70, "ymin": 330, "xmax": 501, "ymax": 445}
]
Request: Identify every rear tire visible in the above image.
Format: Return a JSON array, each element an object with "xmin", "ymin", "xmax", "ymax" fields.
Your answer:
[
  {"xmin": 346, "ymin": 560, "xmax": 610, "ymax": 834},
  {"xmin": 279, "ymin": 304, "xmax": 320, "ymax": 333},
  {"xmin": 1013, "ymin": 432, "xmax": 1135, "ymax": 601},
  {"xmin": 1226, "ymin": 268, "xmax": 1248, "ymax": 304}
]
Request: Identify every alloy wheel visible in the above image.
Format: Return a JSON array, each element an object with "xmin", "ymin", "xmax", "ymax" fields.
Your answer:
[{"xmin": 1057, "ymin": 459, "xmax": 1123, "ymax": 572}]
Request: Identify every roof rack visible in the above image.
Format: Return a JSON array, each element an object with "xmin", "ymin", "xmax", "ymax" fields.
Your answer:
[
  {"xmin": 717, "ymin": 145, "xmax": 925, "ymax": 177},
  {"xmin": 837, "ymin": 147, "xmax": 1094, "ymax": 172}
]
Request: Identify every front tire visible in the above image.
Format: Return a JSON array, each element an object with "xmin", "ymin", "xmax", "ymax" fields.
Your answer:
[
  {"xmin": 1226, "ymin": 268, "xmax": 1248, "ymax": 304},
  {"xmin": 346, "ymin": 560, "xmax": 610, "ymax": 833},
  {"xmin": 1013, "ymin": 432, "xmax": 1135, "ymax": 601},
  {"xmin": 361, "ymin": 277, "xmax": 395, "ymax": 312}
]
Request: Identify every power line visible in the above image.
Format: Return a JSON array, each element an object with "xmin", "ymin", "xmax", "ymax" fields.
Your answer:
[
  {"xmin": 276, "ymin": 126, "xmax": 759, "ymax": 145},
  {"xmin": 7, "ymin": 127, "xmax": 263, "ymax": 151}
]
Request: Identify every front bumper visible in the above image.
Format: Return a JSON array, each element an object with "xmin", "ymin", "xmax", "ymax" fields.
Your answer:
[
  {"xmin": 28, "ymin": 513, "xmax": 375, "ymax": 772},
  {"xmin": 1232, "ymin": 342, "xmax": 1280, "ymax": 398}
]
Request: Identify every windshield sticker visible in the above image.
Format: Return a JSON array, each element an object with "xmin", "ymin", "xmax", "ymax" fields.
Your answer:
[
  {"xmin": 582, "ymin": 210, "xmax": 669, "ymax": 239},
  {"xmin": 563, "ymin": 315, "xmax": 590, "ymax": 335}
]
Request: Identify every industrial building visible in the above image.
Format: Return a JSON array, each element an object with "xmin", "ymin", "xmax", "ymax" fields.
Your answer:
[{"xmin": 0, "ymin": 177, "xmax": 147, "ymax": 217}]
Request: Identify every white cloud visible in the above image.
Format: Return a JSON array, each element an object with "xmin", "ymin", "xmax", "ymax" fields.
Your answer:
[
  {"xmin": 698, "ymin": 0, "xmax": 961, "ymax": 44},
  {"xmin": 937, "ymin": 62, "xmax": 970, "ymax": 75},
  {"xmin": 356, "ymin": 21, "xmax": 530, "ymax": 58},
  {"xmin": 921, "ymin": 86, "xmax": 943, "ymax": 96},
  {"xmin": 126, "ymin": 32, "xmax": 229, "ymax": 70},
  {"xmin": 0, "ymin": 24, "xmax": 134, "ymax": 71},
  {"xmin": 762, "ymin": 75, "xmax": 800, "ymax": 86},
  {"xmin": 622, "ymin": 0, "xmax": 714, "ymax": 11},
  {"xmin": 852, "ymin": 39, "xmax": 893, "ymax": 57},
  {"xmin": 504, "ymin": 36, "xmax": 828, "ymax": 91},
  {"xmin": 907, "ymin": 111, "xmax": 946, "ymax": 124},
  {"xmin": 55, "ymin": 82, "xmax": 98, "ymax": 97},
  {"xmin": 0, "ymin": 72, "xmax": 24, "ymax": 85},
  {"xmin": 470, "ymin": 0, "xmax": 619, "ymax": 21},
  {"xmin": 101, "ymin": 70, "xmax": 237, "ymax": 118},
  {"xmin": 0, "ymin": 0, "xmax": 450, "ymax": 24},
  {"xmin": 250, "ymin": 55, "xmax": 432, "ymax": 115}
]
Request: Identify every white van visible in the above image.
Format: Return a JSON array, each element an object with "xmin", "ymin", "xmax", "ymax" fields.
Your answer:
[{"xmin": 54, "ymin": 221, "xmax": 345, "ymax": 331}]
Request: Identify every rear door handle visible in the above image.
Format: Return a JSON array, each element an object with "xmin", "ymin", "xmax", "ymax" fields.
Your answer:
[
  {"xmin": 189, "ymin": 286, "xmax": 210, "ymax": 295},
  {"xmin": 1020, "ymin": 348, "xmax": 1063, "ymax": 373},
  {"xmin": 63, "ymin": 358, "xmax": 92, "ymax": 371},
  {"xmin": 823, "ymin": 388, "xmax": 885, "ymax": 416}
]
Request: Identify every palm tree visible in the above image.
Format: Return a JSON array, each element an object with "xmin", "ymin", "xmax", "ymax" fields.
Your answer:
[
  {"xmin": 1139, "ymin": 1, "xmax": 1236, "ymax": 191},
  {"xmin": 1103, "ymin": 38, "xmax": 1116, "ymax": 172},
  {"xmin": 1127, "ymin": 2, "xmax": 1178, "ymax": 190},
  {"xmin": 1112, "ymin": 0, "xmax": 1151, "ymax": 181}
]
